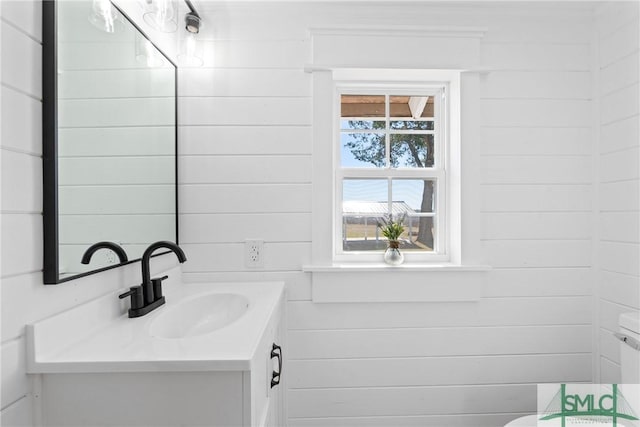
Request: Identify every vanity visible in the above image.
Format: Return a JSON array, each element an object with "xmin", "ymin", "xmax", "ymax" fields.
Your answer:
[{"xmin": 26, "ymin": 281, "xmax": 286, "ymax": 427}]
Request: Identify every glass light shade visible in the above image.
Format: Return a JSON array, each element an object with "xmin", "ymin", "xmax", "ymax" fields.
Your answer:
[
  {"xmin": 135, "ymin": 32, "xmax": 165, "ymax": 67},
  {"xmin": 178, "ymin": 32, "xmax": 204, "ymax": 67},
  {"xmin": 143, "ymin": 0, "xmax": 178, "ymax": 33},
  {"xmin": 88, "ymin": 0, "xmax": 121, "ymax": 33}
]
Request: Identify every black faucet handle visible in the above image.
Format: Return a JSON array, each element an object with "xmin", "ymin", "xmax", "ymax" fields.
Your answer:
[
  {"xmin": 151, "ymin": 275, "xmax": 169, "ymax": 301},
  {"xmin": 119, "ymin": 286, "xmax": 144, "ymax": 310}
]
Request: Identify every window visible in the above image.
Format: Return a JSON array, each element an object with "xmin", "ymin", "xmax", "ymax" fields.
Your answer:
[{"xmin": 335, "ymin": 84, "xmax": 448, "ymax": 262}]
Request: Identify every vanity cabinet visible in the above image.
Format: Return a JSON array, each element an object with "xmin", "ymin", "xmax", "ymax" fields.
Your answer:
[{"xmin": 28, "ymin": 283, "xmax": 286, "ymax": 427}]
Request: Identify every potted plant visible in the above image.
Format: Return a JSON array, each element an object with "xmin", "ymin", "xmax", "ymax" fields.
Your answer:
[{"xmin": 378, "ymin": 214, "xmax": 406, "ymax": 265}]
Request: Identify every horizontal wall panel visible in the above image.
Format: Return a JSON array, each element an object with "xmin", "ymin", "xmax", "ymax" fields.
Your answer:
[
  {"xmin": 1, "ymin": 338, "xmax": 28, "ymax": 409},
  {"xmin": 480, "ymin": 157, "xmax": 591, "ymax": 184},
  {"xmin": 481, "ymin": 99, "xmax": 591, "ymax": 127},
  {"xmin": 0, "ymin": 86, "xmax": 41, "ymax": 155},
  {"xmin": 480, "ymin": 17, "xmax": 591, "ymax": 44},
  {"xmin": 0, "ymin": 22, "xmax": 41, "ymax": 97},
  {"xmin": 600, "ymin": 146, "xmax": 640, "ymax": 183},
  {"xmin": 599, "ymin": 270, "xmax": 640, "ymax": 309},
  {"xmin": 180, "ymin": 156, "xmax": 312, "ymax": 184},
  {"xmin": 179, "ymin": 126, "xmax": 312, "ymax": 155},
  {"xmin": 600, "ymin": 356, "xmax": 622, "ymax": 384},
  {"xmin": 600, "ymin": 51, "xmax": 639, "ymax": 96},
  {"xmin": 180, "ymin": 184, "xmax": 312, "ymax": 214},
  {"xmin": 598, "ymin": 18, "xmax": 639, "ymax": 67},
  {"xmin": 0, "ymin": 213, "xmax": 42, "ymax": 277},
  {"xmin": 483, "ymin": 240, "xmax": 591, "ymax": 268},
  {"xmin": 182, "ymin": 242, "xmax": 311, "ymax": 272},
  {"xmin": 599, "ymin": 179, "xmax": 639, "ymax": 211},
  {"xmin": 178, "ymin": 68, "xmax": 311, "ymax": 97},
  {"xmin": 178, "ymin": 97, "xmax": 311, "ymax": 126},
  {"xmin": 481, "ymin": 184, "xmax": 592, "ymax": 212},
  {"xmin": 600, "ymin": 299, "xmax": 636, "ymax": 332},
  {"xmin": 480, "ymin": 71, "xmax": 590, "ymax": 100},
  {"xmin": 596, "ymin": 0, "xmax": 639, "ymax": 37},
  {"xmin": 600, "ymin": 115, "xmax": 640, "ymax": 154},
  {"xmin": 182, "ymin": 271, "xmax": 312, "ymax": 301},
  {"xmin": 0, "ymin": 0, "xmax": 42, "ymax": 41},
  {"xmin": 288, "ymin": 325, "xmax": 591, "ymax": 359},
  {"xmin": 58, "ymin": 69, "xmax": 174, "ymax": 99},
  {"xmin": 288, "ymin": 354, "xmax": 591, "ymax": 389},
  {"xmin": 180, "ymin": 213, "xmax": 311, "ymax": 243},
  {"xmin": 482, "ymin": 212, "xmax": 591, "ymax": 240},
  {"xmin": 599, "ymin": 211, "xmax": 640, "ymax": 243},
  {"xmin": 289, "ymin": 413, "xmax": 534, "ymax": 427},
  {"xmin": 599, "ymin": 326, "xmax": 621, "ymax": 366},
  {"xmin": 1, "ymin": 150, "xmax": 41, "ymax": 213},
  {"xmin": 600, "ymin": 83, "xmax": 639, "ymax": 125},
  {"xmin": 59, "ymin": 98, "xmax": 174, "ymax": 128},
  {"xmin": 313, "ymin": 33, "xmax": 480, "ymax": 70},
  {"xmin": 481, "ymin": 42, "xmax": 590, "ymax": 71},
  {"xmin": 59, "ymin": 185, "xmax": 175, "ymax": 215},
  {"xmin": 481, "ymin": 127, "xmax": 591, "ymax": 156},
  {"xmin": 599, "ymin": 241, "xmax": 640, "ymax": 277},
  {"xmin": 288, "ymin": 296, "xmax": 591, "ymax": 330},
  {"xmin": 288, "ymin": 384, "xmax": 536, "ymax": 418},
  {"xmin": 58, "ymin": 214, "xmax": 175, "ymax": 244},
  {"xmin": 58, "ymin": 157, "xmax": 175, "ymax": 185},
  {"xmin": 2, "ymin": 272, "xmax": 40, "ymax": 342},
  {"xmin": 58, "ymin": 42, "xmax": 157, "ymax": 70},
  {"xmin": 0, "ymin": 396, "xmax": 33, "ymax": 427},
  {"xmin": 200, "ymin": 39, "xmax": 310, "ymax": 68},
  {"xmin": 58, "ymin": 127, "xmax": 174, "ymax": 157},
  {"xmin": 485, "ymin": 268, "xmax": 592, "ymax": 297}
]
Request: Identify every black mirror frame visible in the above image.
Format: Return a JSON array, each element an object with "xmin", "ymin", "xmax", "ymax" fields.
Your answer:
[{"xmin": 42, "ymin": 0, "xmax": 179, "ymax": 284}]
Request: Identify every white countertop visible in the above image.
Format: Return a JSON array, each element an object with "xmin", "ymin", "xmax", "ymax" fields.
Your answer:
[{"xmin": 27, "ymin": 281, "xmax": 285, "ymax": 373}]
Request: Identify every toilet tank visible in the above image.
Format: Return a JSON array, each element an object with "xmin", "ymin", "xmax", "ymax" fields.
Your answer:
[{"xmin": 618, "ymin": 312, "xmax": 640, "ymax": 384}]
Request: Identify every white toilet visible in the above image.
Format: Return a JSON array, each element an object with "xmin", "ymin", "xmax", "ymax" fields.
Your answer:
[{"xmin": 504, "ymin": 311, "xmax": 640, "ymax": 427}]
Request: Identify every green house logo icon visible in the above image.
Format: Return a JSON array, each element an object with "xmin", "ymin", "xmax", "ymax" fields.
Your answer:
[{"xmin": 540, "ymin": 384, "xmax": 639, "ymax": 427}]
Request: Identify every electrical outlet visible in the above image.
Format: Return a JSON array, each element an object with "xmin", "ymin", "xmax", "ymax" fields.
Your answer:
[{"xmin": 245, "ymin": 239, "xmax": 264, "ymax": 268}]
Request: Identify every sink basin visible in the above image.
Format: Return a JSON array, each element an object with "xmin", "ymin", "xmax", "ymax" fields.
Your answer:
[{"xmin": 150, "ymin": 293, "xmax": 250, "ymax": 339}]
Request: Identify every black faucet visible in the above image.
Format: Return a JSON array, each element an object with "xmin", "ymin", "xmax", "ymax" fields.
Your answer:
[
  {"xmin": 81, "ymin": 241, "xmax": 129, "ymax": 265},
  {"xmin": 119, "ymin": 241, "xmax": 187, "ymax": 318}
]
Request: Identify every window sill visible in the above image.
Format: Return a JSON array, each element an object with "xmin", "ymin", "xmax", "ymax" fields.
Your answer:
[{"xmin": 302, "ymin": 263, "xmax": 490, "ymax": 303}]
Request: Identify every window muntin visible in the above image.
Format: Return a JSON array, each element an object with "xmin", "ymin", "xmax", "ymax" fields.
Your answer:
[{"xmin": 336, "ymin": 86, "xmax": 447, "ymax": 260}]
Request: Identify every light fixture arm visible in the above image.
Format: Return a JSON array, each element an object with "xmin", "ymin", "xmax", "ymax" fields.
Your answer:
[{"xmin": 184, "ymin": 0, "xmax": 199, "ymax": 18}]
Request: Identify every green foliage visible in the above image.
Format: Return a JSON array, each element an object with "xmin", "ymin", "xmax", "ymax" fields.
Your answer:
[
  {"xmin": 377, "ymin": 214, "xmax": 406, "ymax": 241},
  {"xmin": 345, "ymin": 120, "xmax": 434, "ymax": 168}
]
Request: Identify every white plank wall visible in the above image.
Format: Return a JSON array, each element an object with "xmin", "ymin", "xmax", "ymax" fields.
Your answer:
[
  {"xmin": 178, "ymin": 3, "xmax": 597, "ymax": 426},
  {"xmin": 0, "ymin": 2, "xmax": 181, "ymax": 423},
  {"xmin": 594, "ymin": 1, "xmax": 640, "ymax": 384}
]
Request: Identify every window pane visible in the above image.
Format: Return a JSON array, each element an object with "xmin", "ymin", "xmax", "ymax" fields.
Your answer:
[
  {"xmin": 341, "ymin": 119, "xmax": 386, "ymax": 130},
  {"xmin": 341, "ymin": 132, "xmax": 386, "ymax": 168},
  {"xmin": 341, "ymin": 94, "xmax": 385, "ymax": 118},
  {"xmin": 389, "ymin": 134, "xmax": 434, "ymax": 168},
  {"xmin": 390, "ymin": 120, "xmax": 434, "ymax": 131},
  {"xmin": 390, "ymin": 95, "xmax": 433, "ymax": 119},
  {"xmin": 342, "ymin": 179, "xmax": 388, "ymax": 252},
  {"xmin": 392, "ymin": 179, "xmax": 435, "ymax": 251}
]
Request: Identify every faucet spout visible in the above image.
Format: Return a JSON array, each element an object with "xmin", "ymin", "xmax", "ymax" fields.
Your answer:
[
  {"xmin": 81, "ymin": 241, "xmax": 128, "ymax": 265},
  {"xmin": 140, "ymin": 241, "xmax": 187, "ymax": 305}
]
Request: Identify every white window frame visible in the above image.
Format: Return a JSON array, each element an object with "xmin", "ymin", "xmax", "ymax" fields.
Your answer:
[{"xmin": 334, "ymin": 82, "xmax": 450, "ymax": 263}]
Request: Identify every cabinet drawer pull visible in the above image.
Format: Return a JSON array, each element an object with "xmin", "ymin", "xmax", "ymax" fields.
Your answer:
[{"xmin": 270, "ymin": 343, "xmax": 282, "ymax": 388}]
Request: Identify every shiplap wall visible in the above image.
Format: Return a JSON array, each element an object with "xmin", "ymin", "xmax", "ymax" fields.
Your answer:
[
  {"xmin": 0, "ymin": 2, "xmax": 179, "ymax": 424},
  {"xmin": 180, "ymin": 3, "xmax": 596, "ymax": 426},
  {"xmin": 594, "ymin": 1, "xmax": 640, "ymax": 384}
]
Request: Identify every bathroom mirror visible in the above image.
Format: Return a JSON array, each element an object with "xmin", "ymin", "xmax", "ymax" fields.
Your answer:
[{"xmin": 43, "ymin": 0, "xmax": 177, "ymax": 284}]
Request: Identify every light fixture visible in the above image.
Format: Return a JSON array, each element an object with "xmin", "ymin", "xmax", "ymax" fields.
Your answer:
[
  {"xmin": 88, "ymin": 0, "xmax": 121, "ymax": 33},
  {"xmin": 178, "ymin": 9, "xmax": 204, "ymax": 67},
  {"xmin": 142, "ymin": 0, "xmax": 178, "ymax": 33},
  {"xmin": 135, "ymin": 31, "xmax": 166, "ymax": 68}
]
